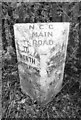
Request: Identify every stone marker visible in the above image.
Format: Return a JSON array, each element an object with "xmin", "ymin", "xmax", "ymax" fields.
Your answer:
[{"xmin": 14, "ymin": 23, "xmax": 70, "ymax": 105}]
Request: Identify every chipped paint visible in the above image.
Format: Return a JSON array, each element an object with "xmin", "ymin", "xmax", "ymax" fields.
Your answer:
[{"xmin": 14, "ymin": 23, "xmax": 70, "ymax": 104}]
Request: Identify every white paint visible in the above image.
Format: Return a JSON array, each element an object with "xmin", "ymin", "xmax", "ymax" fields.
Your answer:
[{"xmin": 14, "ymin": 23, "xmax": 70, "ymax": 98}]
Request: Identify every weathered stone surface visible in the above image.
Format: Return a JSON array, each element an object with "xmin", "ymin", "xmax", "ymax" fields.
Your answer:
[{"xmin": 14, "ymin": 23, "xmax": 70, "ymax": 104}]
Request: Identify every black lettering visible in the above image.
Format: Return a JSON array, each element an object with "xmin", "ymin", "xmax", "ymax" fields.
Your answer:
[
  {"xmin": 44, "ymin": 32, "xmax": 46, "ymax": 37},
  {"xmin": 26, "ymin": 56, "xmax": 28, "ymax": 61},
  {"xmin": 32, "ymin": 58, "xmax": 35, "ymax": 64},
  {"xmin": 43, "ymin": 40, "xmax": 48, "ymax": 45},
  {"xmin": 39, "ymin": 25, "xmax": 44, "ymax": 29},
  {"xmin": 20, "ymin": 53, "xmax": 22, "ymax": 59},
  {"xmin": 49, "ymin": 25, "xmax": 53, "ymax": 29},
  {"xmin": 29, "ymin": 25, "xmax": 34, "ymax": 29},
  {"xmin": 22, "ymin": 55, "xmax": 25, "ymax": 61},
  {"xmin": 33, "ymin": 40, "xmax": 37, "ymax": 45},
  {"xmin": 23, "ymin": 46, "xmax": 28, "ymax": 53},
  {"xmin": 32, "ymin": 32, "xmax": 38, "ymax": 37},
  {"xmin": 39, "ymin": 32, "xmax": 43, "ymax": 37},
  {"xmin": 48, "ymin": 32, "xmax": 53, "ymax": 37},
  {"xmin": 49, "ymin": 40, "xmax": 53, "ymax": 45},
  {"xmin": 29, "ymin": 57, "xmax": 32, "ymax": 63},
  {"xmin": 38, "ymin": 40, "xmax": 42, "ymax": 45}
]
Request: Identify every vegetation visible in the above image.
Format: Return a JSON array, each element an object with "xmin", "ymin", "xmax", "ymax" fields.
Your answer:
[{"xmin": 2, "ymin": 2, "xmax": 81, "ymax": 119}]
